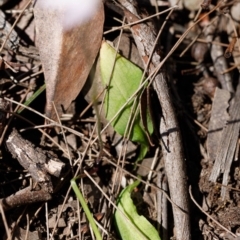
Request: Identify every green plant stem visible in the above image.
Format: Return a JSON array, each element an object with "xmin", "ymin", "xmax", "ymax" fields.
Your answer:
[
  {"xmin": 70, "ymin": 178, "xmax": 102, "ymax": 240},
  {"xmin": 17, "ymin": 84, "xmax": 46, "ymax": 114}
]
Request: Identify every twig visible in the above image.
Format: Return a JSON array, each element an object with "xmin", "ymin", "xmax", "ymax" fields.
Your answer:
[
  {"xmin": 118, "ymin": 1, "xmax": 191, "ymax": 239},
  {"xmin": 45, "ymin": 202, "xmax": 50, "ymax": 240},
  {"xmin": 0, "ymin": 186, "xmax": 52, "ymax": 211},
  {"xmin": 104, "ymin": 5, "xmax": 178, "ymax": 34},
  {"xmin": 24, "ymin": 213, "xmax": 30, "ymax": 240},
  {"xmin": 0, "ymin": 203, "xmax": 11, "ymax": 239},
  {"xmin": 144, "ymin": 147, "xmax": 159, "ymax": 192},
  {"xmin": 52, "ymin": 102, "xmax": 73, "ymax": 168}
]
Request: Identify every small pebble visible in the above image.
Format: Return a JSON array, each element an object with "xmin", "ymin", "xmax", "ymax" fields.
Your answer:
[
  {"xmin": 191, "ymin": 42, "xmax": 208, "ymax": 63},
  {"xmin": 201, "ymin": 77, "xmax": 219, "ymax": 99},
  {"xmin": 183, "ymin": 0, "xmax": 202, "ymax": 11},
  {"xmin": 231, "ymin": 2, "xmax": 240, "ymax": 22}
]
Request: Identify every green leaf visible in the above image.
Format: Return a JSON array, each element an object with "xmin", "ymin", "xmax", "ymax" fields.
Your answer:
[
  {"xmin": 17, "ymin": 84, "xmax": 46, "ymax": 114},
  {"xmin": 114, "ymin": 181, "xmax": 161, "ymax": 240},
  {"xmin": 100, "ymin": 42, "xmax": 153, "ymax": 160},
  {"xmin": 71, "ymin": 177, "xmax": 102, "ymax": 240}
]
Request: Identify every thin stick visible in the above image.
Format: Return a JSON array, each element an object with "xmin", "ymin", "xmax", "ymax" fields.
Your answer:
[
  {"xmin": 175, "ymin": 34, "xmax": 229, "ymax": 47},
  {"xmin": 24, "ymin": 214, "xmax": 30, "ymax": 240},
  {"xmin": 4, "ymin": 97, "xmax": 84, "ymax": 140},
  {"xmin": 77, "ymin": 200, "xmax": 81, "ymax": 240},
  {"xmin": 145, "ymin": 148, "xmax": 159, "ymax": 192},
  {"xmin": 79, "ymin": 87, "xmax": 106, "ymax": 118},
  {"xmin": 45, "ymin": 202, "xmax": 50, "ymax": 240},
  {"xmin": 0, "ymin": 203, "xmax": 11, "ymax": 239},
  {"xmin": 104, "ymin": 5, "xmax": 178, "ymax": 34},
  {"xmin": 52, "ymin": 102, "xmax": 73, "ymax": 167}
]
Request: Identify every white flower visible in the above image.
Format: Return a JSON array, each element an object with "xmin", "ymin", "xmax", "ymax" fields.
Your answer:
[{"xmin": 37, "ymin": 0, "xmax": 101, "ymax": 30}]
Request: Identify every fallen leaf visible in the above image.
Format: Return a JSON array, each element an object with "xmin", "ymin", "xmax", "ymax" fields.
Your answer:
[
  {"xmin": 100, "ymin": 42, "xmax": 154, "ymax": 160},
  {"xmin": 34, "ymin": 1, "xmax": 104, "ymax": 119},
  {"xmin": 114, "ymin": 180, "xmax": 160, "ymax": 240}
]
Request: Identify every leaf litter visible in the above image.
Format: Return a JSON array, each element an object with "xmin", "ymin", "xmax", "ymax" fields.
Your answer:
[{"xmin": 0, "ymin": 0, "xmax": 239, "ymax": 240}]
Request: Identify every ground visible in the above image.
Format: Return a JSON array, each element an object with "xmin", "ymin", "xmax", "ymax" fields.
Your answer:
[{"xmin": 0, "ymin": 0, "xmax": 239, "ymax": 240}]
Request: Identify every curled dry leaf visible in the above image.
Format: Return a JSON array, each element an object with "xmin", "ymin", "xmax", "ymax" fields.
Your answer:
[{"xmin": 33, "ymin": 1, "xmax": 104, "ymax": 119}]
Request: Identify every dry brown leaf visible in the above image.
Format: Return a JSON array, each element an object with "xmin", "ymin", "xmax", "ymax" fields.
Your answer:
[{"xmin": 34, "ymin": 1, "xmax": 104, "ymax": 119}]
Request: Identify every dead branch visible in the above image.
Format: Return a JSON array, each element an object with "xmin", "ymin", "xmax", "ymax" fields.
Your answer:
[
  {"xmin": 117, "ymin": 1, "xmax": 191, "ymax": 239},
  {"xmin": 1, "ymin": 129, "xmax": 65, "ymax": 211},
  {"xmin": 0, "ymin": 185, "xmax": 52, "ymax": 211}
]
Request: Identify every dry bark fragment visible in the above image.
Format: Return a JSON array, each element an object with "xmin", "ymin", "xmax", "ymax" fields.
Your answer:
[
  {"xmin": 6, "ymin": 129, "xmax": 65, "ymax": 182},
  {"xmin": 207, "ymin": 87, "xmax": 231, "ymax": 162},
  {"xmin": 2, "ymin": 129, "xmax": 65, "ymax": 210},
  {"xmin": 0, "ymin": 97, "xmax": 8, "ymax": 137},
  {"xmin": 0, "ymin": 185, "xmax": 52, "ymax": 211},
  {"xmin": 209, "ymin": 79, "xmax": 240, "ymax": 198},
  {"xmin": 118, "ymin": 1, "xmax": 191, "ymax": 239}
]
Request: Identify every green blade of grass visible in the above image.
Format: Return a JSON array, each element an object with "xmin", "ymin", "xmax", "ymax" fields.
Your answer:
[
  {"xmin": 17, "ymin": 84, "xmax": 46, "ymax": 114},
  {"xmin": 71, "ymin": 177, "xmax": 102, "ymax": 240}
]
